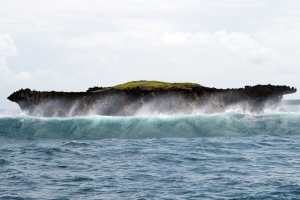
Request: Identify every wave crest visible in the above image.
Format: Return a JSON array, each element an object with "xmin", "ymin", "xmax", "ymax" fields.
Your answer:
[{"xmin": 1, "ymin": 112, "xmax": 300, "ymax": 139}]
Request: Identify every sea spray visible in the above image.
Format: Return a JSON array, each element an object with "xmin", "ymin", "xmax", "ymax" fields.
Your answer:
[{"xmin": 8, "ymin": 83, "xmax": 296, "ymax": 117}]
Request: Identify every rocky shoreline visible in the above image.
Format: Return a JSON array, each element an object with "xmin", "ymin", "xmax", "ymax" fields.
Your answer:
[{"xmin": 7, "ymin": 83, "xmax": 297, "ymax": 117}]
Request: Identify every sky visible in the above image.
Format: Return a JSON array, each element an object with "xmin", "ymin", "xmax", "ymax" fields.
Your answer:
[{"xmin": 1, "ymin": 0, "xmax": 300, "ymax": 109}]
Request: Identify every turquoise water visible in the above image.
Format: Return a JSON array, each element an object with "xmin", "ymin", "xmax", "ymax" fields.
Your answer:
[{"xmin": 1, "ymin": 109, "xmax": 300, "ymax": 199}]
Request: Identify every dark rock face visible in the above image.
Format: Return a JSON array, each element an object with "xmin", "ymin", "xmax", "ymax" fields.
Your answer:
[{"xmin": 7, "ymin": 85, "xmax": 297, "ymax": 117}]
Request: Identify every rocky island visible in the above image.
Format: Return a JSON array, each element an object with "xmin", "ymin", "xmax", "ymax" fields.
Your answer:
[{"xmin": 7, "ymin": 81, "xmax": 297, "ymax": 117}]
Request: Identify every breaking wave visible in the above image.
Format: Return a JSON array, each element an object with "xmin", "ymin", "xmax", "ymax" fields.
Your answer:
[{"xmin": 1, "ymin": 109, "xmax": 300, "ymax": 139}]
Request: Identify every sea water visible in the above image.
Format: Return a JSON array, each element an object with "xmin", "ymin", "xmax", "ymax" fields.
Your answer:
[{"xmin": 1, "ymin": 106, "xmax": 300, "ymax": 199}]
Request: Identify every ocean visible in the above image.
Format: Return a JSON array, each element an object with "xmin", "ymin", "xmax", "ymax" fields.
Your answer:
[{"xmin": 1, "ymin": 105, "xmax": 300, "ymax": 199}]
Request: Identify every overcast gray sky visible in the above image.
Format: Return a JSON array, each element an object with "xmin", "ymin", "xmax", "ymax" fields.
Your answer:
[{"xmin": 1, "ymin": 0, "xmax": 300, "ymax": 109}]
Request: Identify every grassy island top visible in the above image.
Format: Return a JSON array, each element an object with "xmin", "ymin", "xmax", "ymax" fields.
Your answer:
[{"xmin": 112, "ymin": 80, "xmax": 201, "ymax": 90}]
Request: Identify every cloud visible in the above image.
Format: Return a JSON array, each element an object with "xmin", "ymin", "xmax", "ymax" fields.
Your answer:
[
  {"xmin": 0, "ymin": 34, "xmax": 33, "ymax": 88},
  {"xmin": 0, "ymin": 34, "xmax": 74, "ymax": 91},
  {"xmin": 215, "ymin": 30, "xmax": 276, "ymax": 64},
  {"xmin": 1, "ymin": 0, "xmax": 300, "ymax": 106},
  {"xmin": 0, "ymin": 64, "xmax": 33, "ymax": 88},
  {"xmin": 0, "ymin": 33, "xmax": 29, "ymax": 87},
  {"xmin": 0, "ymin": 33, "xmax": 17, "ymax": 56},
  {"xmin": 58, "ymin": 29, "xmax": 276, "ymax": 67},
  {"xmin": 0, "ymin": 64, "xmax": 66, "ymax": 90}
]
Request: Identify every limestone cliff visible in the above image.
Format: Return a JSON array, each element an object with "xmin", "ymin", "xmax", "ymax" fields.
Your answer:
[{"xmin": 7, "ymin": 81, "xmax": 297, "ymax": 117}]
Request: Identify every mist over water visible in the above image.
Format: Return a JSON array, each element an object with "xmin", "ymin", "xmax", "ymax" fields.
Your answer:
[
  {"xmin": 1, "ymin": 104, "xmax": 300, "ymax": 140},
  {"xmin": 10, "ymin": 93, "xmax": 291, "ymax": 117}
]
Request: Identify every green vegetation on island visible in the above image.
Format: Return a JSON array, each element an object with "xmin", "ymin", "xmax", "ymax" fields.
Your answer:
[{"xmin": 112, "ymin": 80, "xmax": 201, "ymax": 90}]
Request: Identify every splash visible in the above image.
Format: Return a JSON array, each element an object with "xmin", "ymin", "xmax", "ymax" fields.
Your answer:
[
  {"xmin": 8, "ymin": 84, "xmax": 296, "ymax": 117},
  {"xmin": 1, "ymin": 110, "xmax": 300, "ymax": 139},
  {"xmin": 13, "ymin": 94, "xmax": 289, "ymax": 117}
]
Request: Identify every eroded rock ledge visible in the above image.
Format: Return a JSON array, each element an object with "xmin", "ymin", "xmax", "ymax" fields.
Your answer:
[{"xmin": 7, "ymin": 81, "xmax": 297, "ymax": 117}]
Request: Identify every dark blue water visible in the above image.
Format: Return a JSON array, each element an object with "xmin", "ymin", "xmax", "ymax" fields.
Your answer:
[{"xmin": 1, "ymin": 109, "xmax": 300, "ymax": 199}]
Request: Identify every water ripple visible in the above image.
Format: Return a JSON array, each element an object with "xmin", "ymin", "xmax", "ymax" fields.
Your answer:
[{"xmin": 1, "ymin": 136, "xmax": 300, "ymax": 199}]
